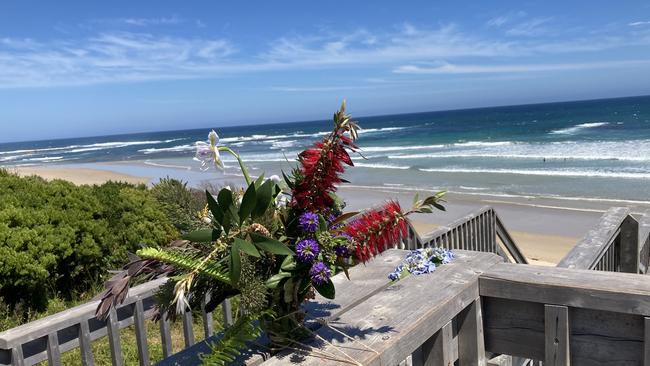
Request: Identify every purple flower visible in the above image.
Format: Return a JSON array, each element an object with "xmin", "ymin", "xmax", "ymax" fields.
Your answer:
[
  {"xmin": 296, "ymin": 238, "xmax": 320, "ymax": 263},
  {"xmin": 298, "ymin": 212, "xmax": 319, "ymax": 233},
  {"xmin": 334, "ymin": 233, "xmax": 353, "ymax": 257},
  {"xmin": 309, "ymin": 262, "xmax": 331, "ymax": 285}
]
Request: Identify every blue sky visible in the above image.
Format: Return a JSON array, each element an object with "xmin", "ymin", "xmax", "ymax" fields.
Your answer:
[{"xmin": 1, "ymin": 1, "xmax": 650, "ymax": 142}]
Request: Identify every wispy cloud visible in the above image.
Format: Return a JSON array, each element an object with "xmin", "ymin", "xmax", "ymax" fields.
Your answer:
[
  {"xmin": 91, "ymin": 16, "xmax": 186, "ymax": 27},
  {"xmin": 0, "ymin": 21, "xmax": 647, "ymax": 88},
  {"xmin": 393, "ymin": 60, "xmax": 650, "ymax": 74},
  {"xmin": 629, "ymin": 21, "xmax": 650, "ymax": 26},
  {"xmin": 486, "ymin": 11, "xmax": 527, "ymax": 28},
  {"xmin": 505, "ymin": 17, "xmax": 554, "ymax": 37}
]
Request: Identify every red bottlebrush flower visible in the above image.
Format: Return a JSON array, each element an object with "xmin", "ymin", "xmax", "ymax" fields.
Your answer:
[
  {"xmin": 292, "ymin": 135, "xmax": 356, "ymax": 211},
  {"xmin": 345, "ymin": 200, "xmax": 408, "ymax": 263}
]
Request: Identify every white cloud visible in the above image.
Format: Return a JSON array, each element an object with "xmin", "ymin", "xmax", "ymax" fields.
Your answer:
[
  {"xmin": 486, "ymin": 11, "xmax": 527, "ymax": 28},
  {"xmin": 629, "ymin": 21, "xmax": 650, "ymax": 26},
  {"xmin": 0, "ymin": 22, "xmax": 648, "ymax": 88},
  {"xmin": 506, "ymin": 17, "xmax": 553, "ymax": 37},
  {"xmin": 393, "ymin": 60, "xmax": 650, "ymax": 74}
]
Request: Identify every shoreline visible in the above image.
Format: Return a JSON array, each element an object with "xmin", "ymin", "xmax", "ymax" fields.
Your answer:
[{"xmin": 6, "ymin": 161, "xmax": 649, "ymax": 265}]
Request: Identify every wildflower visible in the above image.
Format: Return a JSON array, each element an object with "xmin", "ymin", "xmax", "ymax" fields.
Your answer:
[
  {"xmin": 309, "ymin": 261, "xmax": 331, "ymax": 285},
  {"xmin": 298, "ymin": 212, "xmax": 319, "ymax": 233},
  {"xmin": 334, "ymin": 233, "xmax": 353, "ymax": 257},
  {"xmin": 194, "ymin": 130, "xmax": 224, "ymax": 171},
  {"xmin": 388, "ymin": 248, "xmax": 454, "ymax": 281},
  {"xmin": 295, "ymin": 238, "xmax": 320, "ymax": 263},
  {"xmin": 345, "ymin": 200, "xmax": 408, "ymax": 263}
]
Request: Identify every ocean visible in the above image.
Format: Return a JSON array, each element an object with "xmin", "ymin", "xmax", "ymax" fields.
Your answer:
[{"xmin": 2, "ymin": 96, "xmax": 650, "ymax": 203}]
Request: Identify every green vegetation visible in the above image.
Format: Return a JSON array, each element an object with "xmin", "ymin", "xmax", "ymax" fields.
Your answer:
[{"xmin": 0, "ymin": 171, "xmax": 182, "ymax": 315}]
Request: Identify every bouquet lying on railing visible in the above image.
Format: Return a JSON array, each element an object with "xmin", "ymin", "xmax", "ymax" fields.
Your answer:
[{"xmin": 96, "ymin": 102, "xmax": 446, "ymax": 364}]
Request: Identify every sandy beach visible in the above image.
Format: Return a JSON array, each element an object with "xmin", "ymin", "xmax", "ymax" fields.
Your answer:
[
  {"xmin": 7, "ymin": 162, "xmax": 649, "ymax": 266},
  {"xmin": 8, "ymin": 166, "xmax": 150, "ymax": 186}
]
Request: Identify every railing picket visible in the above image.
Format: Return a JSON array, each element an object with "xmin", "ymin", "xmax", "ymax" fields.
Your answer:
[
  {"xmin": 133, "ymin": 300, "xmax": 150, "ymax": 366},
  {"xmin": 411, "ymin": 320, "xmax": 453, "ymax": 366},
  {"xmin": 222, "ymin": 298, "xmax": 234, "ymax": 327},
  {"xmin": 106, "ymin": 307, "xmax": 124, "ymax": 366},
  {"xmin": 544, "ymin": 305, "xmax": 569, "ymax": 366},
  {"xmin": 78, "ymin": 319, "xmax": 95, "ymax": 366},
  {"xmin": 11, "ymin": 346, "xmax": 24, "ymax": 366},
  {"xmin": 645, "ymin": 317, "xmax": 650, "ymax": 366},
  {"xmin": 457, "ymin": 298, "xmax": 486, "ymax": 366},
  {"xmin": 182, "ymin": 309, "xmax": 195, "ymax": 348},
  {"xmin": 159, "ymin": 311, "xmax": 173, "ymax": 358},
  {"xmin": 202, "ymin": 294, "xmax": 214, "ymax": 339},
  {"xmin": 47, "ymin": 332, "xmax": 62, "ymax": 366}
]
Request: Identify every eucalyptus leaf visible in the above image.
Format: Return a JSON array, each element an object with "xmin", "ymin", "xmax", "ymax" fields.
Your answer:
[
  {"xmin": 229, "ymin": 250, "xmax": 241, "ymax": 285},
  {"xmin": 281, "ymin": 255, "xmax": 297, "ymax": 271},
  {"xmin": 283, "ymin": 277, "xmax": 295, "ymax": 303}
]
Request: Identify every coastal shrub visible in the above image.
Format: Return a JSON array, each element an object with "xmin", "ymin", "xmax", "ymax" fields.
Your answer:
[
  {"xmin": 150, "ymin": 177, "xmax": 206, "ymax": 232},
  {"xmin": 0, "ymin": 170, "xmax": 178, "ymax": 314}
]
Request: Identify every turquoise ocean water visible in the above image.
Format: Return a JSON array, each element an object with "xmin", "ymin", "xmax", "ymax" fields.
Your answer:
[{"xmin": 1, "ymin": 96, "xmax": 649, "ymax": 202}]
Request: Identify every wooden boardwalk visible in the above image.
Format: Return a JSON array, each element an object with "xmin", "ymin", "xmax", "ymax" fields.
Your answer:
[{"xmin": 1, "ymin": 206, "xmax": 649, "ymax": 365}]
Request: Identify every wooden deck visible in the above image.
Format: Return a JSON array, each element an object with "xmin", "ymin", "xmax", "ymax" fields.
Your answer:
[{"xmin": 1, "ymin": 206, "xmax": 649, "ymax": 365}]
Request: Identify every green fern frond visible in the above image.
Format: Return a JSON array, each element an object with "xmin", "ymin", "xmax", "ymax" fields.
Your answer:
[
  {"xmin": 137, "ymin": 247, "xmax": 231, "ymax": 284},
  {"xmin": 201, "ymin": 312, "xmax": 265, "ymax": 365}
]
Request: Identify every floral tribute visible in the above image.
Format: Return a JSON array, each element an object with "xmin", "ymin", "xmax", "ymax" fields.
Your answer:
[
  {"xmin": 388, "ymin": 247, "xmax": 455, "ymax": 281},
  {"xmin": 95, "ymin": 101, "xmax": 446, "ymax": 364}
]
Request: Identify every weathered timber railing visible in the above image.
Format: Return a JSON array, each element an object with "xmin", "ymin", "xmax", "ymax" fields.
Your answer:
[
  {"xmin": 399, "ymin": 206, "xmax": 528, "ymax": 264},
  {"xmin": 557, "ymin": 207, "xmax": 650, "ymax": 273},
  {"xmin": 0, "ymin": 278, "xmax": 233, "ymax": 366},
  {"xmin": 480, "ymin": 263, "xmax": 650, "ymax": 365}
]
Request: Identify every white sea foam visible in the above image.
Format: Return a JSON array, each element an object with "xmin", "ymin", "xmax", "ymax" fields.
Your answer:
[
  {"xmin": 549, "ymin": 122, "xmax": 610, "ymax": 135},
  {"xmin": 269, "ymin": 140, "xmax": 298, "ymax": 149},
  {"xmin": 418, "ymin": 167, "xmax": 650, "ymax": 179},
  {"xmin": 354, "ymin": 162, "xmax": 411, "ymax": 170},
  {"xmin": 139, "ymin": 144, "xmax": 195, "ymax": 154},
  {"xmin": 360, "ymin": 144, "xmax": 445, "ymax": 152}
]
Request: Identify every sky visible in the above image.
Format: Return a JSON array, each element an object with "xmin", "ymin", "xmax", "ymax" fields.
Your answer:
[{"xmin": 1, "ymin": 1, "xmax": 650, "ymax": 142}]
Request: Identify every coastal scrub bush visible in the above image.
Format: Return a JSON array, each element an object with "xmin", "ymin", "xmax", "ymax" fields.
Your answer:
[
  {"xmin": 150, "ymin": 177, "xmax": 206, "ymax": 232},
  {"xmin": 0, "ymin": 170, "xmax": 178, "ymax": 314}
]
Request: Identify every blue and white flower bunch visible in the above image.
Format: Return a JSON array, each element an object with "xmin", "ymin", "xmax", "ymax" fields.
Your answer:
[{"xmin": 388, "ymin": 247, "xmax": 455, "ymax": 281}]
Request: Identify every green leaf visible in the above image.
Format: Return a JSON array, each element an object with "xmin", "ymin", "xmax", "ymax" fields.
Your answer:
[
  {"xmin": 250, "ymin": 233, "xmax": 295, "ymax": 255},
  {"xmin": 283, "ymin": 277, "xmax": 295, "ymax": 303},
  {"xmin": 433, "ymin": 202, "xmax": 446, "ymax": 211},
  {"xmin": 265, "ymin": 272, "xmax": 291, "ymax": 289},
  {"xmin": 254, "ymin": 174, "xmax": 265, "ymax": 188},
  {"xmin": 252, "ymin": 179, "xmax": 274, "ymax": 218},
  {"xmin": 206, "ymin": 191, "xmax": 223, "ymax": 225},
  {"xmin": 281, "ymin": 171, "xmax": 294, "ymax": 189},
  {"xmin": 318, "ymin": 214, "xmax": 328, "ymax": 232},
  {"xmin": 314, "ymin": 278, "xmax": 335, "ymax": 299},
  {"xmin": 238, "ymin": 184, "xmax": 257, "ymax": 224},
  {"xmin": 182, "ymin": 228, "xmax": 215, "ymax": 242},
  {"xmin": 234, "ymin": 237, "xmax": 260, "ymax": 257},
  {"xmin": 330, "ymin": 211, "xmax": 359, "ymax": 226},
  {"xmin": 412, "ymin": 193, "xmax": 420, "ymax": 206},
  {"xmin": 280, "ymin": 255, "xmax": 297, "ymax": 271},
  {"xmin": 229, "ymin": 249, "xmax": 241, "ymax": 285},
  {"xmin": 218, "ymin": 188, "xmax": 236, "ymax": 233}
]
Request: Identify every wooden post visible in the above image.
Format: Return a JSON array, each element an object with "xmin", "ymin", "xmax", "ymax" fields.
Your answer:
[
  {"xmin": 78, "ymin": 320, "xmax": 95, "ymax": 366},
  {"xmin": 457, "ymin": 298, "xmax": 486, "ymax": 366},
  {"xmin": 106, "ymin": 307, "xmax": 124, "ymax": 366},
  {"xmin": 159, "ymin": 311, "xmax": 173, "ymax": 358},
  {"xmin": 182, "ymin": 310, "xmax": 195, "ymax": 348},
  {"xmin": 133, "ymin": 300, "xmax": 150, "ymax": 366},
  {"xmin": 46, "ymin": 332, "xmax": 62, "ymax": 366},
  {"xmin": 11, "ymin": 346, "xmax": 24, "ymax": 366},
  {"xmin": 202, "ymin": 294, "xmax": 214, "ymax": 339},
  {"xmin": 222, "ymin": 299, "xmax": 234, "ymax": 327},
  {"xmin": 643, "ymin": 317, "xmax": 650, "ymax": 366},
  {"xmin": 412, "ymin": 321, "xmax": 454, "ymax": 366},
  {"xmin": 620, "ymin": 215, "xmax": 640, "ymax": 273},
  {"xmin": 545, "ymin": 305, "xmax": 569, "ymax": 366}
]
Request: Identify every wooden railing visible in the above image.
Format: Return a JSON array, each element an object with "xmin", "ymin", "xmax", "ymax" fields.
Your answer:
[
  {"xmin": 0, "ymin": 278, "xmax": 233, "ymax": 366},
  {"xmin": 480, "ymin": 263, "xmax": 650, "ymax": 365},
  {"xmin": 0, "ymin": 205, "xmax": 529, "ymax": 366},
  {"xmin": 557, "ymin": 207, "xmax": 650, "ymax": 274},
  {"xmin": 399, "ymin": 206, "xmax": 528, "ymax": 264}
]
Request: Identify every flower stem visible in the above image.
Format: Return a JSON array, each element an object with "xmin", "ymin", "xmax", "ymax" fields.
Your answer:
[{"xmin": 218, "ymin": 146, "xmax": 253, "ymax": 185}]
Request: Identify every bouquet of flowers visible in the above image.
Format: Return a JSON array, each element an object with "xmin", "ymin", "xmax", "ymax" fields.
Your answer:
[{"xmin": 96, "ymin": 102, "xmax": 446, "ymax": 364}]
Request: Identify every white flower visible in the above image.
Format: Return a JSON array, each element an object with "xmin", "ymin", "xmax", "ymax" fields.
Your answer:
[
  {"xmin": 194, "ymin": 130, "xmax": 223, "ymax": 171},
  {"xmin": 275, "ymin": 194, "xmax": 289, "ymax": 208},
  {"xmin": 268, "ymin": 174, "xmax": 281, "ymax": 184}
]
